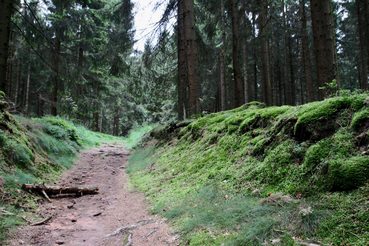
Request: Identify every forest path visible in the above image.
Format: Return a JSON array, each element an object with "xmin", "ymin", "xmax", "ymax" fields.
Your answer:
[{"xmin": 8, "ymin": 144, "xmax": 178, "ymax": 246}]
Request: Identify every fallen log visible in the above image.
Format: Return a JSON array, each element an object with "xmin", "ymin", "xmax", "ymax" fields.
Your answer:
[{"xmin": 22, "ymin": 184, "xmax": 99, "ymax": 198}]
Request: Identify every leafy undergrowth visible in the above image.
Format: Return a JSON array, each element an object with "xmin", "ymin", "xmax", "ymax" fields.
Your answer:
[
  {"xmin": 129, "ymin": 94, "xmax": 369, "ymax": 245},
  {"xmin": 0, "ymin": 95, "xmax": 128, "ymax": 241}
]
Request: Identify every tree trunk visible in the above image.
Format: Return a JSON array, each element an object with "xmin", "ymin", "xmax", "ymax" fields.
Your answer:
[
  {"xmin": 25, "ymin": 61, "xmax": 31, "ymax": 114},
  {"xmin": 229, "ymin": 0, "xmax": 244, "ymax": 107},
  {"xmin": 259, "ymin": 0, "xmax": 272, "ymax": 105},
  {"xmin": 37, "ymin": 94, "xmax": 44, "ymax": 117},
  {"xmin": 14, "ymin": 59, "xmax": 20, "ymax": 107},
  {"xmin": 183, "ymin": 0, "xmax": 200, "ymax": 116},
  {"xmin": 243, "ymin": 43, "xmax": 250, "ymax": 103},
  {"xmin": 310, "ymin": 0, "xmax": 337, "ymax": 99},
  {"xmin": 283, "ymin": 2, "xmax": 296, "ymax": 106},
  {"xmin": 219, "ymin": 0, "xmax": 226, "ymax": 111},
  {"xmin": 287, "ymin": 36, "xmax": 296, "ymax": 105},
  {"xmin": 113, "ymin": 107, "xmax": 121, "ymax": 136},
  {"xmin": 357, "ymin": 0, "xmax": 369, "ymax": 90},
  {"xmin": 252, "ymin": 11, "xmax": 258, "ymax": 101},
  {"xmin": 0, "ymin": 0, "xmax": 13, "ymax": 93},
  {"xmin": 300, "ymin": 0, "xmax": 314, "ymax": 101},
  {"xmin": 51, "ymin": 37, "xmax": 60, "ymax": 116},
  {"xmin": 177, "ymin": 0, "xmax": 187, "ymax": 119}
]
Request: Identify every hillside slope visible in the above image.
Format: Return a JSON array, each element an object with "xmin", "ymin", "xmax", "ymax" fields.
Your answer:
[
  {"xmin": 0, "ymin": 92, "xmax": 122, "ymax": 240},
  {"xmin": 129, "ymin": 94, "xmax": 369, "ymax": 245}
]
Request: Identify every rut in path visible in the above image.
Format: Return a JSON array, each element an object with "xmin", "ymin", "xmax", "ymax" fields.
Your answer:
[{"xmin": 8, "ymin": 144, "xmax": 178, "ymax": 246}]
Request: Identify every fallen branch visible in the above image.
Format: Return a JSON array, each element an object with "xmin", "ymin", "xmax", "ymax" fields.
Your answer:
[
  {"xmin": 22, "ymin": 184, "xmax": 99, "ymax": 198},
  {"xmin": 145, "ymin": 228, "xmax": 158, "ymax": 238},
  {"xmin": 124, "ymin": 233, "xmax": 133, "ymax": 246},
  {"xmin": 41, "ymin": 189, "xmax": 52, "ymax": 202},
  {"xmin": 0, "ymin": 208, "xmax": 14, "ymax": 216},
  {"xmin": 31, "ymin": 216, "xmax": 53, "ymax": 226},
  {"xmin": 106, "ymin": 219, "xmax": 155, "ymax": 237}
]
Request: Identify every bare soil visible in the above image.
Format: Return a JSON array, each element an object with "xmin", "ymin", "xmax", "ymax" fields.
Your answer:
[{"xmin": 8, "ymin": 144, "xmax": 178, "ymax": 246}]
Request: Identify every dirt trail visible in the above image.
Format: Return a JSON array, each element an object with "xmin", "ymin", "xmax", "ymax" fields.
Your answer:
[{"xmin": 8, "ymin": 144, "xmax": 178, "ymax": 246}]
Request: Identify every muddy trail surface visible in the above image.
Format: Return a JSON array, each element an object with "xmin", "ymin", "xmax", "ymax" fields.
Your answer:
[{"xmin": 8, "ymin": 144, "xmax": 178, "ymax": 246}]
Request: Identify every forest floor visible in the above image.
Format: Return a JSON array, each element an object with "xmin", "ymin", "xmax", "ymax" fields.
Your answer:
[{"xmin": 7, "ymin": 144, "xmax": 178, "ymax": 246}]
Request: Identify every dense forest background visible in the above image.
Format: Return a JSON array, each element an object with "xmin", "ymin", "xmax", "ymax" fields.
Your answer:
[{"xmin": 0, "ymin": 0, "xmax": 368, "ymax": 135}]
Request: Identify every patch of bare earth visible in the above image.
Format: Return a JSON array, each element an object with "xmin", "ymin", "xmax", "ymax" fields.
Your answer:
[{"xmin": 8, "ymin": 145, "xmax": 178, "ymax": 246}]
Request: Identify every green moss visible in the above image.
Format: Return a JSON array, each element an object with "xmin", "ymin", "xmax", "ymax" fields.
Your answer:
[
  {"xmin": 258, "ymin": 140, "xmax": 297, "ymax": 186},
  {"xmin": 294, "ymin": 97, "xmax": 348, "ymax": 134},
  {"xmin": 351, "ymin": 108, "xmax": 369, "ymax": 130},
  {"xmin": 129, "ymin": 94, "xmax": 369, "ymax": 245},
  {"xmin": 328, "ymin": 156, "xmax": 369, "ymax": 191},
  {"xmin": 0, "ymin": 113, "xmax": 127, "ymax": 242},
  {"xmin": 38, "ymin": 116, "xmax": 81, "ymax": 144}
]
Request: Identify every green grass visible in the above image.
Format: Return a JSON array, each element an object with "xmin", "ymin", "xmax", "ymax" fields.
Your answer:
[
  {"xmin": 128, "ymin": 94, "xmax": 369, "ymax": 245},
  {"xmin": 123, "ymin": 125, "xmax": 155, "ymax": 149},
  {"xmin": 0, "ymin": 114, "xmax": 129, "ymax": 241}
]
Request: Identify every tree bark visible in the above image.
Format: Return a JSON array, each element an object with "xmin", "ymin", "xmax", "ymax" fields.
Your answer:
[
  {"xmin": 300, "ymin": 0, "xmax": 314, "ymax": 101},
  {"xmin": 177, "ymin": 0, "xmax": 187, "ymax": 119},
  {"xmin": 0, "ymin": 0, "xmax": 13, "ymax": 93},
  {"xmin": 229, "ymin": 0, "xmax": 244, "ymax": 107},
  {"xmin": 25, "ymin": 61, "xmax": 31, "ymax": 114},
  {"xmin": 357, "ymin": 0, "xmax": 369, "ymax": 90},
  {"xmin": 113, "ymin": 107, "xmax": 121, "ymax": 136},
  {"xmin": 252, "ymin": 11, "xmax": 258, "ymax": 101},
  {"xmin": 22, "ymin": 184, "xmax": 99, "ymax": 197},
  {"xmin": 259, "ymin": 0, "xmax": 272, "ymax": 105},
  {"xmin": 218, "ymin": 0, "xmax": 226, "ymax": 111},
  {"xmin": 183, "ymin": 0, "xmax": 200, "ymax": 116},
  {"xmin": 51, "ymin": 36, "xmax": 60, "ymax": 116},
  {"xmin": 310, "ymin": 0, "xmax": 337, "ymax": 99}
]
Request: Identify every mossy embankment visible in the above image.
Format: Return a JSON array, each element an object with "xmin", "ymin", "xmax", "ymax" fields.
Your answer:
[
  {"xmin": 0, "ymin": 92, "xmax": 125, "ymax": 241},
  {"xmin": 129, "ymin": 94, "xmax": 369, "ymax": 245}
]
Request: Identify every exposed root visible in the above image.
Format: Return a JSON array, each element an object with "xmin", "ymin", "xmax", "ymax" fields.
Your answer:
[{"xmin": 106, "ymin": 219, "xmax": 155, "ymax": 237}]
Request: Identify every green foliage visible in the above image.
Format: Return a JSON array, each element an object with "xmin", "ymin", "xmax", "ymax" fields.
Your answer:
[
  {"xmin": 316, "ymin": 185, "xmax": 369, "ymax": 245},
  {"xmin": 123, "ymin": 125, "xmax": 155, "ymax": 149},
  {"xmin": 319, "ymin": 79, "xmax": 339, "ymax": 97},
  {"xmin": 126, "ymin": 145, "xmax": 155, "ymax": 174},
  {"xmin": 351, "ymin": 108, "xmax": 369, "ymax": 130},
  {"xmin": 39, "ymin": 117, "xmax": 81, "ymax": 144},
  {"xmin": 329, "ymin": 156, "xmax": 369, "ymax": 191},
  {"xmin": 0, "ymin": 91, "xmax": 5, "ymax": 108},
  {"xmin": 129, "ymin": 94, "xmax": 369, "ymax": 245},
  {"xmin": 0, "ymin": 113, "xmax": 124, "ymax": 241},
  {"xmin": 0, "ymin": 131, "xmax": 34, "ymax": 168}
]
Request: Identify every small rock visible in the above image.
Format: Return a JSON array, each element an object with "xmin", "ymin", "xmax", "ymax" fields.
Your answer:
[
  {"xmin": 71, "ymin": 219, "xmax": 77, "ymax": 223},
  {"xmin": 0, "ymin": 177, "xmax": 4, "ymax": 190},
  {"xmin": 260, "ymin": 192, "xmax": 294, "ymax": 205},
  {"xmin": 251, "ymin": 189, "xmax": 261, "ymax": 196},
  {"xmin": 271, "ymin": 238, "xmax": 281, "ymax": 244},
  {"xmin": 299, "ymin": 205, "xmax": 313, "ymax": 217},
  {"xmin": 93, "ymin": 212, "xmax": 102, "ymax": 217},
  {"xmin": 56, "ymin": 241, "xmax": 64, "ymax": 245}
]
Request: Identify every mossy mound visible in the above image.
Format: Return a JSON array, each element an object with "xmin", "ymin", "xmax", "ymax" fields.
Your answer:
[
  {"xmin": 0, "ymin": 99, "xmax": 124, "ymax": 241},
  {"xmin": 172, "ymin": 94, "xmax": 369, "ymax": 193},
  {"xmin": 129, "ymin": 94, "xmax": 369, "ymax": 245}
]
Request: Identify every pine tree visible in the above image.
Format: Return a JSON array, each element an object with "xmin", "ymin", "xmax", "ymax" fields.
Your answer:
[
  {"xmin": 310, "ymin": 0, "xmax": 337, "ymax": 99},
  {"xmin": 0, "ymin": 0, "xmax": 14, "ymax": 93}
]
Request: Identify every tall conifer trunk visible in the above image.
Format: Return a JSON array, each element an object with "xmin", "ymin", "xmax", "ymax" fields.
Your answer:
[
  {"xmin": 357, "ymin": 0, "xmax": 369, "ymax": 90},
  {"xmin": 300, "ymin": 0, "xmax": 314, "ymax": 101},
  {"xmin": 310, "ymin": 0, "xmax": 336, "ymax": 99},
  {"xmin": 259, "ymin": 0, "xmax": 272, "ymax": 105},
  {"xmin": 0, "ymin": 0, "xmax": 13, "ymax": 93},
  {"xmin": 178, "ymin": 0, "xmax": 200, "ymax": 118},
  {"xmin": 229, "ymin": 0, "xmax": 244, "ymax": 107}
]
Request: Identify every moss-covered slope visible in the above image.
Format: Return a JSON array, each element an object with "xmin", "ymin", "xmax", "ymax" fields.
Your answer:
[
  {"xmin": 129, "ymin": 94, "xmax": 369, "ymax": 245},
  {"xmin": 0, "ymin": 93, "xmax": 121, "ymax": 241}
]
